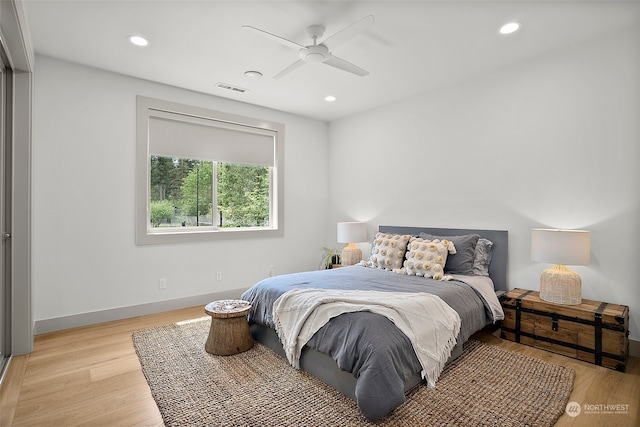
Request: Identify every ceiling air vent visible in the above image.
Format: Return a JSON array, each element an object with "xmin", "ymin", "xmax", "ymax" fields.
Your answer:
[{"xmin": 215, "ymin": 82, "xmax": 248, "ymax": 93}]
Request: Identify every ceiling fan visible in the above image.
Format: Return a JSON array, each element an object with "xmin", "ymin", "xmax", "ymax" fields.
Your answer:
[{"xmin": 242, "ymin": 15, "xmax": 374, "ymax": 79}]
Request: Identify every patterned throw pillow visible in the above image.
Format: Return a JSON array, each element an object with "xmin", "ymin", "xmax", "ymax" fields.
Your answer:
[
  {"xmin": 401, "ymin": 237, "xmax": 456, "ymax": 280},
  {"xmin": 365, "ymin": 232, "xmax": 411, "ymax": 271},
  {"xmin": 419, "ymin": 233, "xmax": 479, "ymax": 275}
]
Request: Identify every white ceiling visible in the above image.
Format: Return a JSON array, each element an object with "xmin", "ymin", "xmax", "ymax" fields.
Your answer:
[{"xmin": 22, "ymin": 0, "xmax": 639, "ymax": 122}]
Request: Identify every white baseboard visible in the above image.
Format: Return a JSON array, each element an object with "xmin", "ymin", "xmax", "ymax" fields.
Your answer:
[
  {"xmin": 34, "ymin": 288, "xmax": 247, "ymax": 335},
  {"xmin": 32, "ymin": 294, "xmax": 640, "ymax": 361}
]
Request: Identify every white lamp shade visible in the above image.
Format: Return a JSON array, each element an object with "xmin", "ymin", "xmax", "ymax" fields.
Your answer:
[
  {"xmin": 337, "ymin": 222, "xmax": 367, "ymax": 243},
  {"xmin": 531, "ymin": 229, "xmax": 590, "ymax": 266}
]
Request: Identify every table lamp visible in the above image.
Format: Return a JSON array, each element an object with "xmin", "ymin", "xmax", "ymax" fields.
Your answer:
[
  {"xmin": 337, "ymin": 222, "xmax": 367, "ymax": 266},
  {"xmin": 530, "ymin": 228, "xmax": 590, "ymax": 305}
]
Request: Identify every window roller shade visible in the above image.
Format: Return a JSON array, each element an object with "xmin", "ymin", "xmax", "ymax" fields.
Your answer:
[{"xmin": 149, "ymin": 113, "xmax": 275, "ymax": 167}]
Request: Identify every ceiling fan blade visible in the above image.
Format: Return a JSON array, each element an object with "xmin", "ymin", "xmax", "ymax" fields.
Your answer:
[
  {"xmin": 321, "ymin": 15, "xmax": 374, "ymax": 51},
  {"xmin": 323, "ymin": 55, "xmax": 369, "ymax": 77},
  {"xmin": 274, "ymin": 59, "xmax": 307, "ymax": 79},
  {"xmin": 242, "ymin": 25, "xmax": 305, "ymax": 50}
]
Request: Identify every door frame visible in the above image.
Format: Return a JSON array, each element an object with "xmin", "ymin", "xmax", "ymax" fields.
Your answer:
[{"xmin": 0, "ymin": 0, "xmax": 34, "ymax": 378}]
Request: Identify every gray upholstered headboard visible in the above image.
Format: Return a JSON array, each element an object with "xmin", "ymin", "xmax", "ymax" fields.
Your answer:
[{"xmin": 378, "ymin": 226, "xmax": 508, "ymax": 292}]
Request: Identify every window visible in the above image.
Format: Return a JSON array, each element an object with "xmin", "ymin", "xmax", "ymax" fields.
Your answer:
[{"xmin": 136, "ymin": 96, "xmax": 284, "ymax": 244}]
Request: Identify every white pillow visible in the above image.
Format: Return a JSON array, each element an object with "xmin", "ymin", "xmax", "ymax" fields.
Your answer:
[
  {"xmin": 400, "ymin": 237, "xmax": 456, "ymax": 280},
  {"xmin": 365, "ymin": 232, "xmax": 411, "ymax": 271}
]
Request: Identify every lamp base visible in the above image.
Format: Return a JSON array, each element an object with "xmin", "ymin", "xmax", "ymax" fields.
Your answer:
[
  {"xmin": 342, "ymin": 243, "xmax": 362, "ymax": 267},
  {"xmin": 539, "ymin": 264, "xmax": 582, "ymax": 305}
]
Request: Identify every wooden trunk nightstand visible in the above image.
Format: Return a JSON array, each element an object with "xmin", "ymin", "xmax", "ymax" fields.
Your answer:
[{"xmin": 500, "ymin": 288, "xmax": 629, "ymax": 372}]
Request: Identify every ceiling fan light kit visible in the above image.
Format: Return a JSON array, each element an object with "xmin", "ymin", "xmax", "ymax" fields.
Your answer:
[
  {"xmin": 301, "ymin": 45, "xmax": 329, "ymax": 63},
  {"xmin": 243, "ymin": 15, "xmax": 374, "ymax": 79}
]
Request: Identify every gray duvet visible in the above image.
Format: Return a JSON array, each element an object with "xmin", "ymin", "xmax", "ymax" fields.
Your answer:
[{"xmin": 241, "ymin": 265, "xmax": 494, "ymax": 421}]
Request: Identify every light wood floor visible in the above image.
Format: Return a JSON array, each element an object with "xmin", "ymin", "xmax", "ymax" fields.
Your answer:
[{"xmin": 1, "ymin": 306, "xmax": 638, "ymax": 426}]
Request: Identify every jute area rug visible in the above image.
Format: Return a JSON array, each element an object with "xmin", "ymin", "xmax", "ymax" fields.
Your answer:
[{"xmin": 133, "ymin": 317, "xmax": 575, "ymax": 426}]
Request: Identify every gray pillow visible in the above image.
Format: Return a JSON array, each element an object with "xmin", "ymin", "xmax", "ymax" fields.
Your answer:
[
  {"xmin": 472, "ymin": 238, "xmax": 493, "ymax": 276},
  {"xmin": 419, "ymin": 233, "xmax": 480, "ymax": 275}
]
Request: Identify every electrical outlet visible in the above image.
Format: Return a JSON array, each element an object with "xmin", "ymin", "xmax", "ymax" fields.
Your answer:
[
  {"xmin": 216, "ymin": 272, "xmax": 222, "ymax": 281},
  {"xmin": 158, "ymin": 278, "xmax": 167, "ymax": 290},
  {"xmin": 269, "ymin": 265, "xmax": 275, "ymax": 277}
]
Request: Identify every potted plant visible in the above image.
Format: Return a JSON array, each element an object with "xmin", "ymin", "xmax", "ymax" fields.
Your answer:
[{"xmin": 320, "ymin": 247, "xmax": 342, "ymax": 269}]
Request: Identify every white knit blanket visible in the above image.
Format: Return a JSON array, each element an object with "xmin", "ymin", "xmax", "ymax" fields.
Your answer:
[{"xmin": 272, "ymin": 288, "xmax": 461, "ymax": 387}]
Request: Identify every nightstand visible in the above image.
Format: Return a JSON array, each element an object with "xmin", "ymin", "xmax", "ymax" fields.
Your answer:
[
  {"xmin": 204, "ymin": 300, "xmax": 254, "ymax": 356},
  {"xmin": 500, "ymin": 288, "xmax": 629, "ymax": 372}
]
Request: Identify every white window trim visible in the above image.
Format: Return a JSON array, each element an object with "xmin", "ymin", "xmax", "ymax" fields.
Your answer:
[{"xmin": 135, "ymin": 96, "xmax": 284, "ymax": 245}]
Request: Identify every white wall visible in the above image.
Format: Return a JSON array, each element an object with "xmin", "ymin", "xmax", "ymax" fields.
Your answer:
[
  {"xmin": 33, "ymin": 24, "xmax": 640, "ymax": 345},
  {"xmin": 328, "ymin": 27, "xmax": 640, "ymax": 341},
  {"xmin": 32, "ymin": 56, "xmax": 330, "ymax": 324}
]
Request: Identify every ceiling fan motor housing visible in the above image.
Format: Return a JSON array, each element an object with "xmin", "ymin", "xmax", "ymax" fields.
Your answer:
[{"xmin": 299, "ymin": 44, "xmax": 330, "ymax": 62}]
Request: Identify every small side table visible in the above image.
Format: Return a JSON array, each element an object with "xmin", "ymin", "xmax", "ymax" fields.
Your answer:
[{"xmin": 204, "ymin": 299, "xmax": 254, "ymax": 355}]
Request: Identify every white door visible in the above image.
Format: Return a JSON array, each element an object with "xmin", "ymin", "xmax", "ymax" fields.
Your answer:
[{"xmin": 0, "ymin": 50, "xmax": 10, "ymax": 376}]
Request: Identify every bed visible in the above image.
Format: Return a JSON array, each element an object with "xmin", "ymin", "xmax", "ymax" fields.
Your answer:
[{"xmin": 241, "ymin": 226, "xmax": 508, "ymax": 422}]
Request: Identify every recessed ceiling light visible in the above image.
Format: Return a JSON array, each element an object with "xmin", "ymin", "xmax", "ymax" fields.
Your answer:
[
  {"xmin": 325, "ymin": 95, "xmax": 337, "ymax": 102},
  {"xmin": 128, "ymin": 35, "xmax": 149, "ymax": 47},
  {"xmin": 244, "ymin": 70, "xmax": 263, "ymax": 79},
  {"xmin": 498, "ymin": 22, "xmax": 522, "ymax": 35}
]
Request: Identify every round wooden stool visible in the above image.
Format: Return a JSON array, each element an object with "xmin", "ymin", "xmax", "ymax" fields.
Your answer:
[{"xmin": 204, "ymin": 299, "xmax": 254, "ymax": 355}]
